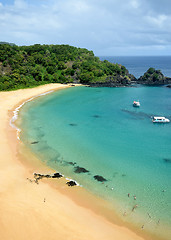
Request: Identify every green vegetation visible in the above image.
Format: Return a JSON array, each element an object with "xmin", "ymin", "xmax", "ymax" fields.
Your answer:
[
  {"xmin": 0, "ymin": 43, "xmax": 132, "ymax": 91},
  {"xmin": 138, "ymin": 67, "xmax": 165, "ymax": 84}
]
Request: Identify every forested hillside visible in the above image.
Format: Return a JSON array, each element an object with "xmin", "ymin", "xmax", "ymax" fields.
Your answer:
[{"xmin": 0, "ymin": 44, "xmax": 134, "ymax": 91}]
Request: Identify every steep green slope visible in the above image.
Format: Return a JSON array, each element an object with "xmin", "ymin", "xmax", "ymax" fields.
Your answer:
[{"xmin": 0, "ymin": 44, "xmax": 134, "ymax": 91}]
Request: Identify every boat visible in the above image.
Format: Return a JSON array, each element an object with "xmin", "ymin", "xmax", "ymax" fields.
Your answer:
[
  {"xmin": 133, "ymin": 100, "xmax": 140, "ymax": 107},
  {"xmin": 152, "ymin": 116, "xmax": 170, "ymax": 123}
]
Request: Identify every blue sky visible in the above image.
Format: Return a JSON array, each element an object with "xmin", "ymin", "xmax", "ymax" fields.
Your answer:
[{"xmin": 0, "ymin": 0, "xmax": 171, "ymax": 56}]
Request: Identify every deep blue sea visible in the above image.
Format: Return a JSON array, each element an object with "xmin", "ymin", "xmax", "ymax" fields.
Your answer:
[
  {"xmin": 18, "ymin": 57, "xmax": 171, "ymax": 240},
  {"xmin": 99, "ymin": 56, "xmax": 171, "ymax": 78}
]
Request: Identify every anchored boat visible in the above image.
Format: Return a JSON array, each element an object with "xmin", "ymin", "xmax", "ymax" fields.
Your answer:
[
  {"xmin": 133, "ymin": 100, "xmax": 140, "ymax": 107},
  {"xmin": 152, "ymin": 116, "xmax": 170, "ymax": 123}
]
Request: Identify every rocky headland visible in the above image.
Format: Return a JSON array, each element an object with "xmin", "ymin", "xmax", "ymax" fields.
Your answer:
[
  {"xmin": 88, "ymin": 67, "xmax": 171, "ymax": 87},
  {"xmin": 0, "ymin": 43, "xmax": 170, "ymax": 89},
  {"xmin": 136, "ymin": 67, "xmax": 171, "ymax": 86}
]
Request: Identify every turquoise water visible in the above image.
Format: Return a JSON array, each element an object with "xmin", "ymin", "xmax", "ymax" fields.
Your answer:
[{"xmin": 19, "ymin": 86, "xmax": 171, "ymax": 240}]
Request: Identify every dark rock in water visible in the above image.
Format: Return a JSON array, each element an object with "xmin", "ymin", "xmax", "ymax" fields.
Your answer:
[
  {"xmin": 94, "ymin": 175, "xmax": 107, "ymax": 182},
  {"xmin": 67, "ymin": 161, "xmax": 77, "ymax": 166},
  {"xmin": 166, "ymin": 84, "xmax": 171, "ymax": 88},
  {"xmin": 52, "ymin": 172, "xmax": 63, "ymax": 178},
  {"xmin": 66, "ymin": 180, "xmax": 77, "ymax": 186},
  {"xmin": 163, "ymin": 158, "xmax": 171, "ymax": 164},
  {"xmin": 31, "ymin": 141, "xmax": 39, "ymax": 144},
  {"xmin": 74, "ymin": 166, "xmax": 89, "ymax": 173},
  {"xmin": 69, "ymin": 123, "xmax": 77, "ymax": 126},
  {"xmin": 92, "ymin": 115, "xmax": 100, "ymax": 118}
]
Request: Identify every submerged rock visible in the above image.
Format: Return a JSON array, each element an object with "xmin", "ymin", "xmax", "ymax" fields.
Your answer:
[
  {"xmin": 163, "ymin": 158, "xmax": 171, "ymax": 164},
  {"xmin": 69, "ymin": 123, "xmax": 77, "ymax": 126},
  {"xmin": 94, "ymin": 175, "xmax": 107, "ymax": 182},
  {"xmin": 31, "ymin": 141, "xmax": 39, "ymax": 144},
  {"xmin": 74, "ymin": 166, "xmax": 89, "ymax": 173},
  {"xmin": 67, "ymin": 161, "xmax": 77, "ymax": 166},
  {"xmin": 92, "ymin": 115, "xmax": 100, "ymax": 118}
]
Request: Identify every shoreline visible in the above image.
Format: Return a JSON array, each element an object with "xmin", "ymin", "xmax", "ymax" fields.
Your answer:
[{"xmin": 0, "ymin": 83, "xmax": 149, "ymax": 240}]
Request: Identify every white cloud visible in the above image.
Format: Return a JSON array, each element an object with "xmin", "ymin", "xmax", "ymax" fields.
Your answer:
[
  {"xmin": 14, "ymin": 0, "xmax": 27, "ymax": 8},
  {"xmin": 68, "ymin": 0, "xmax": 90, "ymax": 13},
  {"xmin": 0, "ymin": 0, "xmax": 171, "ymax": 55},
  {"xmin": 145, "ymin": 14, "xmax": 168, "ymax": 28},
  {"xmin": 130, "ymin": 0, "xmax": 140, "ymax": 9}
]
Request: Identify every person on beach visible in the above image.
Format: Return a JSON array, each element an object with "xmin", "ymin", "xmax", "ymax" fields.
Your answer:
[{"xmin": 123, "ymin": 211, "xmax": 127, "ymax": 216}]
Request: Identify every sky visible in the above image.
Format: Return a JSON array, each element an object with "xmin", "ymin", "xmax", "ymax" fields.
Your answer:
[{"xmin": 0, "ymin": 0, "xmax": 171, "ymax": 56}]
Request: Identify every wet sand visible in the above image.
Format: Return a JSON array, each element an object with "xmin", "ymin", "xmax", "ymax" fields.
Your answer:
[{"xmin": 0, "ymin": 83, "xmax": 145, "ymax": 240}]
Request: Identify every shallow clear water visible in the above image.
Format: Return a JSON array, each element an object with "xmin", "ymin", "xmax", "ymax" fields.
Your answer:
[{"xmin": 19, "ymin": 86, "xmax": 171, "ymax": 240}]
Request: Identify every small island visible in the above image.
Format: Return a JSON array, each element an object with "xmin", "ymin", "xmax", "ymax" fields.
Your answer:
[{"xmin": 137, "ymin": 67, "xmax": 171, "ymax": 85}]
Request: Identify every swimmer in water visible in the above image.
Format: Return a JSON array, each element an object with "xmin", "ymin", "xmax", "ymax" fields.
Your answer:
[{"xmin": 132, "ymin": 204, "xmax": 138, "ymax": 211}]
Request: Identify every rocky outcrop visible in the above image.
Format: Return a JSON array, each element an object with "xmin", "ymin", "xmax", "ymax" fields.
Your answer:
[
  {"xmin": 89, "ymin": 73, "xmax": 136, "ymax": 87},
  {"xmin": 66, "ymin": 180, "xmax": 77, "ymax": 186},
  {"xmin": 33, "ymin": 172, "xmax": 63, "ymax": 184},
  {"xmin": 137, "ymin": 68, "xmax": 171, "ymax": 85},
  {"xmin": 93, "ymin": 175, "xmax": 107, "ymax": 182},
  {"xmin": 74, "ymin": 166, "xmax": 89, "ymax": 173}
]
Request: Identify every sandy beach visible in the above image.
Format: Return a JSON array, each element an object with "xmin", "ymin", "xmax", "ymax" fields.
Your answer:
[{"xmin": 0, "ymin": 83, "xmax": 145, "ymax": 240}]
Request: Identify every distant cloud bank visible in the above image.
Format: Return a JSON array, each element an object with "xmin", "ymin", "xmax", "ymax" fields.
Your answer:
[{"xmin": 0, "ymin": 0, "xmax": 171, "ymax": 55}]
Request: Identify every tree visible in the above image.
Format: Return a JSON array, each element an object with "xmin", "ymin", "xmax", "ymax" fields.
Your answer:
[
  {"xmin": 79, "ymin": 72, "xmax": 94, "ymax": 83},
  {"xmin": 147, "ymin": 68, "xmax": 155, "ymax": 74}
]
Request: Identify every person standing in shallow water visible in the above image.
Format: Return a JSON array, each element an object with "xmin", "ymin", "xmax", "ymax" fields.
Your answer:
[{"xmin": 132, "ymin": 204, "xmax": 138, "ymax": 211}]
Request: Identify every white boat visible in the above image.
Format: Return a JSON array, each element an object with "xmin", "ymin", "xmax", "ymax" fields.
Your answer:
[
  {"xmin": 152, "ymin": 116, "xmax": 170, "ymax": 123},
  {"xmin": 133, "ymin": 100, "xmax": 140, "ymax": 107}
]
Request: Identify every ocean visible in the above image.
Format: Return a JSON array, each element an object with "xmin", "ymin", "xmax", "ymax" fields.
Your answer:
[
  {"xmin": 99, "ymin": 56, "xmax": 171, "ymax": 78},
  {"xmin": 18, "ymin": 57, "xmax": 171, "ymax": 240}
]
